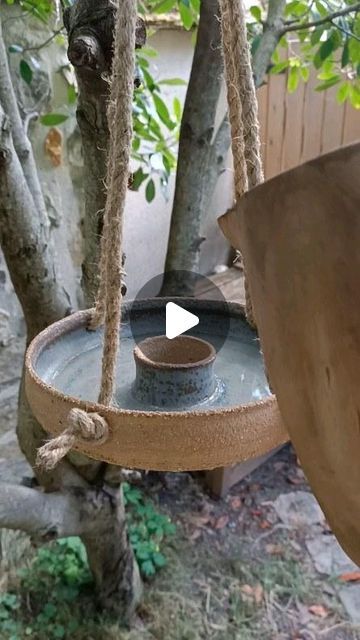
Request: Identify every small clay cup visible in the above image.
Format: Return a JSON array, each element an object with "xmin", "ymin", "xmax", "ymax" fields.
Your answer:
[{"xmin": 133, "ymin": 335, "xmax": 217, "ymax": 408}]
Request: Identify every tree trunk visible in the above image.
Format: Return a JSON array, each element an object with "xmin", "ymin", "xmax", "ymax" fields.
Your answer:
[
  {"xmin": 0, "ymin": 1, "xmax": 142, "ymax": 620},
  {"xmin": 160, "ymin": 0, "xmax": 288, "ymax": 296},
  {"xmin": 160, "ymin": 0, "xmax": 230, "ymax": 296},
  {"xmin": 64, "ymin": 0, "xmax": 145, "ymax": 306}
]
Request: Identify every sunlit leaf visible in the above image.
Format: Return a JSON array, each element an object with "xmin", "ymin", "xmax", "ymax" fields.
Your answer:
[
  {"xmin": 67, "ymin": 84, "xmax": 77, "ymax": 105},
  {"xmin": 173, "ymin": 96, "xmax": 182, "ymax": 121},
  {"xmin": 250, "ymin": 5, "xmax": 262, "ymax": 22},
  {"xmin": 315, "ymin": 75, "xmax": 341, "ymax": 91},
  {"xmin": 287, "ymin": 66, "xmax": 299, "ymax": 93},
  {"xmin": 152, "ymin": 0, "xmax": 176, "ymax": 12},
  {"xmin": 40, "ymin": 113, "xmax": 69, "ymax": 126},
  {"xmin": 179, "ymin": 0, "xmax": 194, "ymax": 30},
  {"xmin": 336, "ymin": 82, "xmax": 350, "ymax": 103},
  {"xmin": 158, "ymin": 78, "xmax": 187, "ymax": 86}
]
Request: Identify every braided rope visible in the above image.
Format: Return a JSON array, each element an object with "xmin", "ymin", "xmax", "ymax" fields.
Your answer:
[
  {"xmin": 37, "ymin": 0, "xmax": 136, "ymax": 470},
  {"xmin": 36, "ymin": 409, "xmax": 109, "ymax": 471},
  {"xmin": 219, "ymin": 0, "xmax": 264, "ymax": 327}
]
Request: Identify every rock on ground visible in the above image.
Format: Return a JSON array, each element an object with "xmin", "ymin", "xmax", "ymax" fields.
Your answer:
[
  {"xmin": 306, "ymin": 535, "xmax": 359, "ymax": 575},
  {"xmin": 273, "ymin": 490, "xmax": 325, "ymax": 527}
]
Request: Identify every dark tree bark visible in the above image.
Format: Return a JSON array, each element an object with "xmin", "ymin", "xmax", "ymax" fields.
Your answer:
[
  {"xmin": 64, "ymin": 0, "xmax": 145, "ymax": 306},
  {"xmin": 160, "ymin": 0, "xmax": 230, "ymax": 296}
]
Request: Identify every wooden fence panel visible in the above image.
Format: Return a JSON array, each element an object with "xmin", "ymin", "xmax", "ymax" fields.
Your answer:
[{"xmin": 258, "ymin": 70, "xmax": 360, "ymax": 179}]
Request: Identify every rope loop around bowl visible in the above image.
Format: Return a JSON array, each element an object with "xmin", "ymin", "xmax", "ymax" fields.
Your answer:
[{"xmin": 36, "ymin": 408, "xmax": 109, "ymax": 471}]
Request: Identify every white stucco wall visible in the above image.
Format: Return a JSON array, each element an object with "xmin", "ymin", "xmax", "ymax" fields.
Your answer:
[
  {"xmin": 0, "ymin": 12, "xmax": 232, "ymax": 330},
  {"xmin": 124, "ymin": 29, "xmax": 232, "ymax": 296}
]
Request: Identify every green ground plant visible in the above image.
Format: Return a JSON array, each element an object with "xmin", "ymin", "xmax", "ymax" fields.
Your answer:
[{"xmin": 0, "ymin": 485, "xmax": 176, "ymax": 640}]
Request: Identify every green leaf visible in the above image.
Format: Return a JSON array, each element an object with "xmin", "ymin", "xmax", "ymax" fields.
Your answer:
[
  {"xmin": 310, "ymin": 28, "xmax": 323, "ymax": 46},
  {"xmin": 158, "ymin": 78, "xmax": 187, "ymax": 86},
  {"xmin": 285, "ymin": 0, "xmax": 300, "ymax": 17},
  {"xmin": 40, "ymin": 113, "xmax": 69, "ymax": 126},
  {"xmin": 190, "ymin": 0, "xmax": 200, "ymax": 12},
  {"xmin": 141, "ymin": 559, "xmax": 156, "ymax": 577},
  {"xmin": 67, "ymin": 84, "xmax": 77, "ymax": 105},
  {"xmin": 250, "ymin": 5, "xmax": 261, "ymax": 22},
  {"xmin": 300, "ymin": 66, "xmax": 309, "ymax": 82},
  {"xmin": 131, "ymin": 167, "xmax": 149, "ymax": 190},
  {"xmin": 19, "ymin": 59, "xmax": 32, "ymax": 84},
  {"xmin": 287, "ymin": 66, "xmax": 299, "ymax": 93},
  {"xmin": 315, "ymin": 0, "xmax": 328, "ymax": 16},
  {"xmin": 142, "ymin": 67, "xmax": 158, "ymax": 92},
  {"xmin": 315, "ymin": 75, "xmax": 341, "ymax": 91},
  {"xmin": 270, "ymin": 60, "xmax": 289, "ymax": 74},
  {"xmin": 153, "ymin": 93, "xmax": 174, "ymax": 129},
  {"xmin": 53, "ymin": 625, "xmax": 66, "ymax": 639},
  {"xmin": 349, "ymin": 85, "xmax": 360, "ymax": 109},
  {"xmin": 9, "ymin": 44, "xmax": 23, "ymax": 53},
  {"xmin": 318, "ymin": 35, "xmax": 336, "ymax": 62},
  {"xmin": 153, "ymin": 0, "xmax": 176, "ymax": 12},
  {"xmin": 179, "ymin": 1, "xmax": 194, "ymax": 30},
  {"xmin": 153, "ymin": 552, "xmax": 167, "ymax": 567},
  {"xmin": 140, "ymin": 46, "xmax": 158, "ymax": 58},
  {"xmin": 173, "ymin": 96, "xmax": 182, "ymax": 121},
  {"xmin": 336, "ymin": 82, "xmax": 350, "ymax": 104},
  {"xmin": 145, "ymin": 178, "xmax": 155, "ymax": 203}
]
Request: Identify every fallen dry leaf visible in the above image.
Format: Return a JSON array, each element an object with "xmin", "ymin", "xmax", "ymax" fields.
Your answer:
[
  {"xmin": 259, "ymin": 520, "xmax": 271, "ymax": 529},
  {"xmin": 339, "ymin": 571, "xmax": 360, "ymax": 582},
  {"xmin": 229, "ymin": 496, "xmax": 242, "ymax": 510},
  {"xmin": 265, "ymin": 543, "xmax": 284, "ymax": 556},
  {"xmin": 253, "ymin": 583, "xmax": 264, "ymax": 605},
  {"xmin": 240, "ymin": 583, "xmax": 263, "ymax": 605},
  {"xmin": 187, "ymin": 514, "xmax": 211, "ymax": 528},
  {"xmin": 189, "ymin": 529, "xmax": 202, "ymax": 542},
  {"xmin": 44, "ymin": 127, "xmax": 63, "ymax": 167},
  {"xmin": 308, "ymin": 604, "xmax": 328, "ymax": 618},
  {"xmin": 214, "ymin": 515, "xmax": 229, "ymax": 530}
]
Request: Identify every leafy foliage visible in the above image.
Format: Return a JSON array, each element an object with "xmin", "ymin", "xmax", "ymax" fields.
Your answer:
[
  {"xmin": 0, "ymin": 486, "xmax": 176, "ymax": 639},
  {"xmin": 257, "ymin": 0, "xmax": 360, "ymax": 107},
  {"xmin": 139, "ymin": 0, "xmax": 200, "ymax": 30},
  {"xmin": 6, "ymin": 1, "xmax": 185, "ymax": 202},
  {"xmin": 131, "ymin": 49, "xmax": 184, "ymax": 202},
  {"xmin": 123, "ymin": 482, "xmax": 176, "ymax": 578}
]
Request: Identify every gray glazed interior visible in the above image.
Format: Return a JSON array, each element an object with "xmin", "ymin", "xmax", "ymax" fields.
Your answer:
[{"xmin": 34, "ymin": 298, "xmax": 271, "ymax": 412}]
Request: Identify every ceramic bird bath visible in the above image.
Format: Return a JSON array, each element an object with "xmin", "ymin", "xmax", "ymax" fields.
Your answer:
[{"xmin": 25, "ymin": 297, "xmax": 287, "ymax": 471}]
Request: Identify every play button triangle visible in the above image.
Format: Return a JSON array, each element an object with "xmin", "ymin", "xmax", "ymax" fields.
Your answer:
[{"xmin": 166, "ymin": 302, "xmax": 199, "ymax": 340}]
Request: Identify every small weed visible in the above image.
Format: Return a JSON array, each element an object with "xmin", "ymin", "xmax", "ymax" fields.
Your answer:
[
  {"xmin": 123, "ymin": 482, "xmax": 176, "ymax": 578},
  {"xmin": 0, "ymin": 484, "xmax": 176, "ymax": 639}
]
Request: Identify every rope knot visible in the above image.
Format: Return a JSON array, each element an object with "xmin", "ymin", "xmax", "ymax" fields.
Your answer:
[
  {"xmin": 36, "ymin": 408, "xmax": 109, "ymax": 472},
  {"xmin": 68, "ymin": 408, "xmax": 109, "ymax": 442}
]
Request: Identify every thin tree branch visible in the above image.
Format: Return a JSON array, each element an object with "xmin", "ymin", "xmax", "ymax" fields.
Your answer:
[
  {"xmin": 0, "ymin": 16, "xmax": 47, "ymax": 221},
  {"xmin": 22, "ymin": 29, "xmax": 65, "ymax": 53},
  {"xmin": 280, "ymin": 1, "xmax": 360, "ymax": 34},
  {"xmin": 0, "ymin": 483, "xmax": 121, "ymax": 539},
  {"xmin": 0, "ymin": 104, "xmax": 71, "ymax": 339},
  {"xmin": 252, "ymin": 0, "xmax": 287, "ymax": 88}
]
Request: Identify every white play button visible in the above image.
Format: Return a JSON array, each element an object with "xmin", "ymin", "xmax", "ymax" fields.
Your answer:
[{"xmin": 166, "ymin": 302, "xmax": 199, "ymax": 340}]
